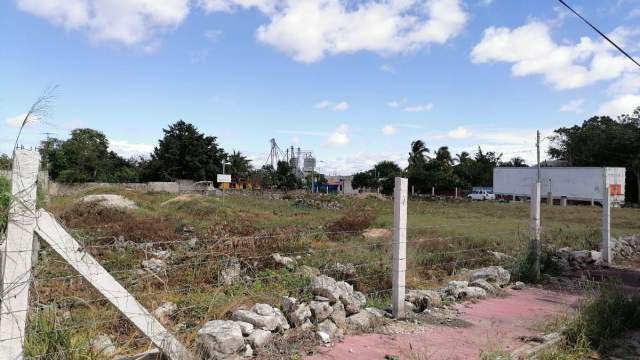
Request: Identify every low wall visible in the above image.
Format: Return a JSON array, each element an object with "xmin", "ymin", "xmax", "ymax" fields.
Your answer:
[{"xmin": 48, "ymin": 181, "xmax": 180, "ymax": 196}]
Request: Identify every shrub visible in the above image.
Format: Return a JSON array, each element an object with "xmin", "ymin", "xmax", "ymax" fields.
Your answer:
[
  {"xmin": 23, "ymin": 308, "xmax": 93, "ymax": 359},
  {"xmin": 565, "ymin": 283, "xmax": 640, "ymax": 351},
  {"xmin": 325, "ymin": 203, "xmax": 375, "ymax": 235}
]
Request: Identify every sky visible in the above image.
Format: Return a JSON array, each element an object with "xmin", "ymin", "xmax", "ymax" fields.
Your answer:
[{"xmin": 1, "ymin": 0, "xmax": 640, "ymax": 175}]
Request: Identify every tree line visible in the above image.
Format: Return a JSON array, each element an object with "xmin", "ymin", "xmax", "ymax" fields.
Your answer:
[
  {"xmin": 1, "ymin": 106, "xmax": 638, "ymax": 203},
  {"xmin": 351, "ymin": 106, "xmax": 640, "ymax": 203}
]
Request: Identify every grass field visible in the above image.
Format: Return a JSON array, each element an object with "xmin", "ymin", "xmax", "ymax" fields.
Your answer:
[{"xmin": 15, "ymin": 188, "xmax": 640, "ymax": 357}]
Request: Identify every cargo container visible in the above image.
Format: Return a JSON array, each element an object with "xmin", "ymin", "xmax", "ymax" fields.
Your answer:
[{"xmin": 493, "ymin": 167, "xmax": 626, "ymax": 205}]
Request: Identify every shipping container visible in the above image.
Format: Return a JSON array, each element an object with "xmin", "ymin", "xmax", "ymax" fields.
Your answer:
[{"xmin": 493, "ymin": 167, "xmax": 626, "ymax": 204}]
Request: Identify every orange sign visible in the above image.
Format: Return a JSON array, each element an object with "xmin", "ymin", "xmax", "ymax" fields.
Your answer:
[{"xmin": 609, "ymin": 184, "xmax": 622, "ymax": 195}]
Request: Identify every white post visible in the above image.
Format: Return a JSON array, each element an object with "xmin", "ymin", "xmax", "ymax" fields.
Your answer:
[
  {"xmin": 602, "ymin": 170, "xmax": 612, "ymax": 265},
  {"xmin": 431, "ymin": 186, "xmax": 435, "ymax": 197},
  {"xmin": 455, "ymin": 187, "xmax": 458, "ymax": 198},
  {"xmin": 411, "ymin": 185, "xmax": 415, "ymax": 196},
  {"xmin": 392, "ymin": 177, "xmax": 407, "ymax": 319},
  {"xmin": 0, "ymin": 149, "xmax": 40, "ymax": 359},
  {"xmin": 35, "ymin": 211, "xmax": 193, "ymax": 360},
  {"xmin": 530, "ymin": 182, "xmax": 541, "ymax": 282}
]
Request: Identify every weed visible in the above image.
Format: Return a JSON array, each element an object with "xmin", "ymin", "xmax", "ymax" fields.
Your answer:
[
  {"xmin": 23, "ymin": 308, "xmax": 94, "ymax": 359},
  {"xmin": 325, "ymin": 203, "xmax": 375, "ymax": 235},
  {"xmin": 565, "ymin": 282, "xmax": 640, "ymax": 351},
  {"xmin": 0, "ymin": 177, "xmax": 10, "ymax": 232}
]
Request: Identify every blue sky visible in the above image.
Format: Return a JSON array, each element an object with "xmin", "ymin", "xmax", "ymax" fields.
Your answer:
[{"xmin": 2, "ymin": 0, "xmax": 640, "ymax": 174}]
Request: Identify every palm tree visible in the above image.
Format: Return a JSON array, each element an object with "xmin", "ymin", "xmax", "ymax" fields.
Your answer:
[
  {"xmin": 227, "ymin": 150, "xmax": 252, "ymax": 180},
  {"xmin": 408, "ymin": 140, "xmax": 429, "ymax": 169}
]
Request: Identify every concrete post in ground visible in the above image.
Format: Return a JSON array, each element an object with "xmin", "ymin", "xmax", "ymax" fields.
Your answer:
[
  {"xmin": 591, "ymin": 198, "xmax": 595, "ymax": 206},
  {"xmin": 455, "ymin": 187, "xmax": 458, "ymax": 198},
  {"xmin": 560, "ymin": 196, "xmax": 567, "ymax": 207},
  {"xmin": 547, "ymin": 192, "xmax": 553, "ymax": 206},
  {"xmin": 392, "ymin": 177, "xmax": 407, "ymax": 319},
  {"xmin": 431, "ymin": 186, "xmax": 435, "ymax": 197},
  {"xmin": 530, "ymin": 182, "xmax": 541, "ymax": 282},
  {"xmin": 412, "ymin": 185, "xmax": 415, "ymax": 196},
  {"xmin": 602, "ymin": 170, "xmax": 612, "ymax": 265},
  {"xmin": 0, "ymin": 149, "xmax": 40, "ymax": 359},
  {"xmin": 513, "ymin": 194, "xmax": 516, "ymax": 201}
]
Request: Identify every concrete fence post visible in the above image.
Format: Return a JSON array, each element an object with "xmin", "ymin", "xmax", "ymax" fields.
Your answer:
[
  {"xmin": 602, "ymin": 171, "xmax": 612, "ymax": 265},
  {"xmin": 431, "ymin": 186, "xmax": 435, "ymax": 197},
  {"xmin": 530, "ymin": 182, "xmax": 541, "ymax": 282},
  {"xmin": 455, "ymin": 187, "xmax": 458, "ymax": 198},
  {"xmin": 547, "ymin": 192, "xmax": 553, "ymax": 206},
  {"xmin": 560, "ymin": 196, "xmax": 567, "ymax": 207},
  {"xmin": 0, "ymin": 149, "xmax": 40, "ymax": 358},
  {"xmin": 392, "ymin": 177, "xmax": 408, "ymax": 319}
]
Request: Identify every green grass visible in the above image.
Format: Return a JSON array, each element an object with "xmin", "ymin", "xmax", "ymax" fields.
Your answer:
[{"xmin": 0, "ymin": 177, "xmax": 10, "ymax": 232}]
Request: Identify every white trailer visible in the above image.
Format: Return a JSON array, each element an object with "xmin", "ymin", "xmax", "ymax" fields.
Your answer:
[{"xmin": 493, "ymin": 167, "xmax": 626, "ymax": 205}]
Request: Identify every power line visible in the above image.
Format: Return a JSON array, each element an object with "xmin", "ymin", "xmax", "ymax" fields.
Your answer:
[{"xmin": 557, "ymin": 0, "xmax": 640, "ymax": 69}]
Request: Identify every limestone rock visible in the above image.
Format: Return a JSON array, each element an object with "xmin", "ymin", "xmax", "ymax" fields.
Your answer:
[
  {"xmin": 142, "ymin": 258, "xmax": 166, "ymax": 273},
  {"xmin": 362, "ymin": 228, "xmax": 392, "ymax": 239},
  {"xmin": 247, "ymin": 329, "xmax": 273, "ymax": 351},
  {"xmin": 152, "ymin": 301, "xmax": 177, "ymax": 323},
  {"xmin": 309, "ymin": 301, "xmax": 333, "ymax": 323},
  {"xmin": 219, "ymin": 258, "xmax": 241, "ymax": 286},
  {"xmin": 317, "ymin": 319, "xmax": 341, "ymax": 339},
  {"xmin": 232, "ymin": 309, "xmax": 279, "ymax": 332},
  {"xmin": 311, "ymin": 275, "xmax": 343, "ymax": 302},
  {"xmin": 457, "ymin": 286, "xmax": 487, "ymax": 299},
  {"xmin": 512, "ymin": 281, "xmax": 525, "ymax": 290},
  {"xmin": 272, "ymin": 253, "xmax": 295, "ymax": 269},
  {"xmin": 317, "ymin": 331, "xmax": 331, "ymax": 344},
  {"xmin": 91, "ymin": 334, "xmax": 116, "ymax": 357},
  {"xmin": 468, "ymin": 266, "xmax": 510, "ymax": 286},
  {"xmin": 405, "ymin": 289, "xmax": 442, "ymax": 310},
  {"xmin": 330, "ymin": 301, "xmax": 347, "ymax": 329},
  {"xmin": 469, "ymin": 279, "xmax": 497, "ymax": 294},
  {"xmin": 196, "ymin": 320, "xmax": 245, "ymax": 360},
  {"xmin": 236, "ymin": 321, "xmax": 254, "ymax": 336},
  {"xmin": 297, "ymin": 265, "xmax": 320, "ymax": 278},
  {"xmin": 79, "ymin": 194, "xmax": 137, "ymax": 209}
]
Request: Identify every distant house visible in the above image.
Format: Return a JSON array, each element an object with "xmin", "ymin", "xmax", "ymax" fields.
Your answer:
[{"xmin": 315, "ymin": 175, "xmax": 357, "ymax": 195}]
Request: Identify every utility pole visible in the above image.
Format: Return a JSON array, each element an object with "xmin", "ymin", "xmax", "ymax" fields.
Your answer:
[{"xmin": 530, "ymin": 130, "xmax": 542, "ymax": 282}]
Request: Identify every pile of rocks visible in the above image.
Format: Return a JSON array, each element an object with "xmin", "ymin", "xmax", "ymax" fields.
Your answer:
[
  {"xmin": 552, "ymin": 248, "xmax": 603, "ymax": 271},
  {"xmin": 612, "ymin": 235, "xmax": 640, "ymax": 260},
  {"xmin": 403, "ymin": 266, "xmax": 512, "ymax": 311},
  {"xmin": 195, "ymin": 274, "xmax": 385, "ymax": 359},
  {"xmin": 292, "ymin": 198, "xmax": 342, "ymax": 210}
]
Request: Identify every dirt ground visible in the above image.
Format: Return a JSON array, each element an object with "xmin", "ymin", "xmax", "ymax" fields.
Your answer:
[{"xmin": 306, "ymin": 288, "xmax": 580, "ymax": 360}]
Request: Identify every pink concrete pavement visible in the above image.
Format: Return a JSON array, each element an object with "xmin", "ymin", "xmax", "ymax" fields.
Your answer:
[{"xmin": 307, "ymin": 288, "xmax": 580, "ymax": 360}]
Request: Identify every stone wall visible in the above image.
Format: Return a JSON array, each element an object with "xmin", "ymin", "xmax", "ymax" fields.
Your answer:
[{"xmin": 47, "ymin": 181, "xmax": 180, "ymax": 196}]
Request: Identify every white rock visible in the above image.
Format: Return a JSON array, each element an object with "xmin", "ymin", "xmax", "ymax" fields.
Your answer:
[
  {"xmin": 317, "ymin": 319, "xmax": 341, "ymax": 339},
  {"xmin": 405, "ymin": 289, "xmax": 442, "ymax": 310},
  {"xmin": 309, "ymin": 301, "xmax": 333, "ymax": 323},
  {"xmin": 312, "ymin": 275, "xmax": 343, "ymax": 302},
  {"xmin": 330, "ymin": 301, "xmax": 347, "ymax": 329},
  {"xmin": 152, "ymin": 301, "xmax": 177, "ymax": 323},
  {"xmin": 272, "ymin": 253, "xmax": 295, "ymax": 269},
  {"xmin": 247, "ymin": 329, "xmax": 273, "ymax": 350},
  {"xmin": 469, "ymin": 279, "xmax": 497, "ymax": 294},
  {"xmin": 243, "ymin": 344, "xmax": 253, "ymax": 358},
  {"xmin": 287, "ymin": 303, "xmax": 311, "ymax": 328},
  {"xmin": 91, "ymin": 334, "xmax": 116, "ymax": 357},
  {"xmin": 468, "ymin": 266, "xmax": 510, "ymax": 286},
  {"xmin": 142, "ymin": 258, "xmax": 166, "ymax": 273},
  {"xmin": 232, "ymin": 309, "xmax": 280, "ymax": 331},
  {"xmin": 317, "ymin": 331, "xmax": 331, "ymax": 344},
  {"xmin": 457, "ymin": 286, "xmax": 487, "ymax": 299},
  {"xmin": 236, "ymin": 321, "xmax": 254, "ymax": 336},
  {"xmin": 196, "ymin": 320, "xmax": 245, "ymax": 360},
  {"xmin": 512, "ymin": 281, "xmax": 525, "ymax": 290},
  {"xmin": 334, "ymin": 262, "xmax": 356, "ymax": 278},
  {"xmin": 345, "ymin": 308, "xmax": 383, "ymax": 330}
]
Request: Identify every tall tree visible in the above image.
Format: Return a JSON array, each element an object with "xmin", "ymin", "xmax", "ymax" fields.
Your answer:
[
  {"xmin": 227, "ymin": 150, "xmax": 252, "ymax": 181},
  {"xmin": 147, "ymin": 120, "xmax": 226, "ymax": 181},
  {"xmin": 549, "ymin": 111, "xmax": 640, "ymax": 203},
  {"xmin": 41, "ymin": 129, "xmax": 138, "ymax": 183},
  {"xmin": 0, "ymin": 154, "xmax": 10, "ymax": 170},
  {"xmin": 408, "ymin": 140, "xmax": 429, "ymax": 168}
]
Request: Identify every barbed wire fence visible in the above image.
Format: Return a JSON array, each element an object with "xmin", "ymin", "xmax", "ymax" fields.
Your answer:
[{"xmin": 1, "ymin": 153, "xmax": 637, "ymax": 359}]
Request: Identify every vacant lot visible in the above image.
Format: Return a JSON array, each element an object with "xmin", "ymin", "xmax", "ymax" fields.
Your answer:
[{"xmin": 21, "ymin": 189, "xmax": 640, "ymax": 357}]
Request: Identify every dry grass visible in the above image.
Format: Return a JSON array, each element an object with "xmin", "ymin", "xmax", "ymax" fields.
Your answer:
[{"xmin": 23, "ymin": 189, "xmax": 640, "ymax": 356}]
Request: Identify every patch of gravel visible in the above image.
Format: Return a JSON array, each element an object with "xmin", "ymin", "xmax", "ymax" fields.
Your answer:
[{"xmin": 78, "ymin": 194, "xmax": 137, "ymax": 209}]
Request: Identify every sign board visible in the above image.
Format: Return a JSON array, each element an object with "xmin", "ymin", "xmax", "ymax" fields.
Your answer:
[
  {"xmin": 217, "ymin": 174, "xmax": 231, "ymax": 183},
  {"xmin": 493, "ymin": 167, "xmax": 625, "ymax": 203}
]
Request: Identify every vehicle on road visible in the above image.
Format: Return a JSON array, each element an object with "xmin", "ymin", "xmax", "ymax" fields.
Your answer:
[{"xmin": 467, "ymin": 190, "xmax": 495, "ymax": 201}]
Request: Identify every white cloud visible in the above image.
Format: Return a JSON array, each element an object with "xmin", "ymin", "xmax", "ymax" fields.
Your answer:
[
  {"xmin": 333, "ymin": 101, "xmax": 349, "ymax": 111},
  {"xmin": 291, "ymin": 135, "xmax": 300, "ymax": 145},
  {"xmin": 379, "ymin": 64, "xmax": 396, "ymax": 74},
  {"xmin": 315, "ymin": 100, "xmax": 332, "ymax": 109},
  {"xmin": 471, "ymin": 21, "xmax": 637, "ymax": 90},
  {"xmin": 16, "ymin": 0, "xmax": 190, "ymax": 47},
  {"xmin": 382, "ymin": 125, "xmax": 397, "ymax": 135},
  {"xmin": 253, "ymin": 0, "xmax": 468, "ymax": 63},
  {"xmin": 404, "ymin": 103, "xmax": 433, "ymax": 112},
  {"xmin": 204, "ymin": 29, "xmax": 223, "ymax": 42},
  {"xmin": 598, "ymin": 94, "xmax": 640, "ymax": 117},
  {"xmin": 319, "ymin": 150, "xmax": 407, "ymax": 175},
  {"xmin": 326, "ymin": 123, "xmax": 350, "ymax": 146},
  {"xmin": 387, "ymin": 99, "xmax": 407, "ymax": 108},
  {"xmin": 608, "ymin": 73, "xmax": 640, "ymax": 95},
  {"xmin": 5, "ymin": 113, "xmax": 41, "ymax": 128},
  {"xmin": 108, "ymin": 139, "xmax": 154, "ymax": 158},
  {"xmin": 559, "ymin": 99, "xmax": 585, "ymax": 113},
  {"xmin": 447, "ymin": 126, "xmax": 472, "ymax": 139}
]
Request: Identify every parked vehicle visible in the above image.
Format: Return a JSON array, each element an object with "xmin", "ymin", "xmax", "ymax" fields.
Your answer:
[{"xmin": 467, "ymin": 190, "xmax": 495, "ymax": 201}]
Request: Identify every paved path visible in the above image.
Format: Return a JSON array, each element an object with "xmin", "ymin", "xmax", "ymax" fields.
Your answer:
[{"xmin": 307, "ymin": 288, "xmax": 580, "ymax": 360}]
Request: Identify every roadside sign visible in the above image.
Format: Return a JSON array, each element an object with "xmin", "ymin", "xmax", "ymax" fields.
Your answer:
[{"xmin": 217, "ymin": 174, "xmax": 231, "ymax": 183}]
